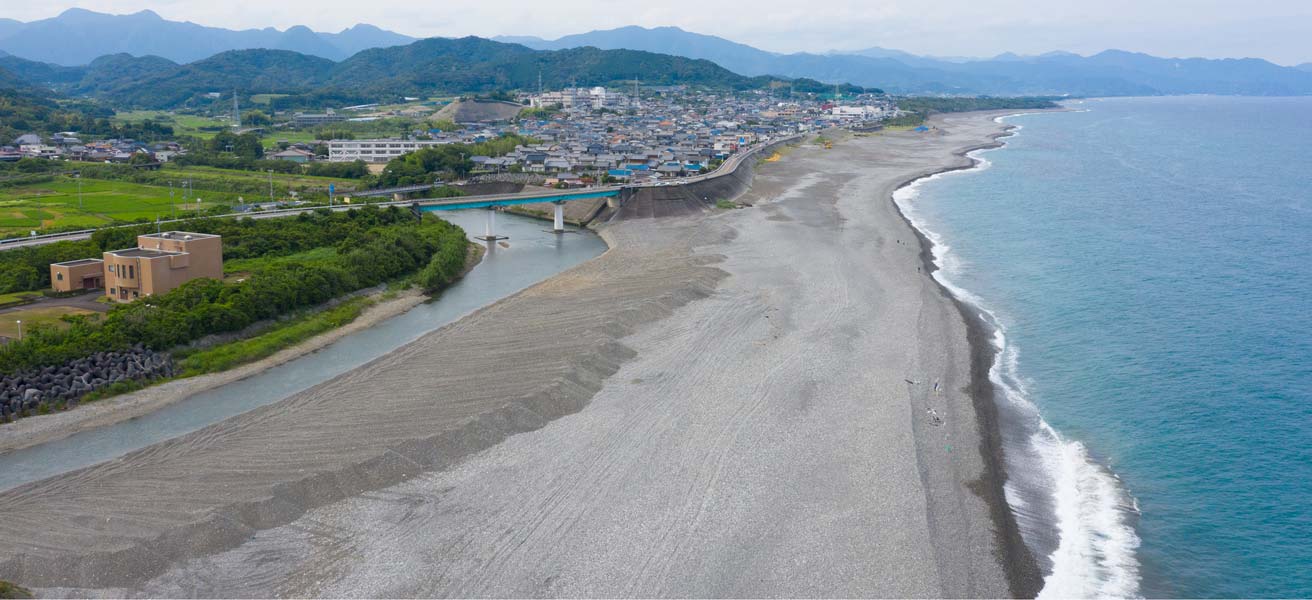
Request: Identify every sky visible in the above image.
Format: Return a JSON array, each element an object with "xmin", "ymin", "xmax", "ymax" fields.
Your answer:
[{"xmin": 6, "ymin": 0, "xmax": 1311, "ymax": 65}]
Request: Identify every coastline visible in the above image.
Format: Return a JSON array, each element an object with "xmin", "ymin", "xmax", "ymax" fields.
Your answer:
[
  {"xmin": 2, "ymin": 113, "xmax": 1045, "ymax": 596},
  {"xmin": 0, "ymin": 245, "xmax": 485, "ymax": 455},
  {"xmin": 890, "ymin": 111, "xmax": 1050, "ymax": 597}
]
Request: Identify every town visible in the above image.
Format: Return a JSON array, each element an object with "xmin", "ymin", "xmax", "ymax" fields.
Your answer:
[{"xmin": 3, "ymin": 86, "xmax": 893, "ymax": 190}]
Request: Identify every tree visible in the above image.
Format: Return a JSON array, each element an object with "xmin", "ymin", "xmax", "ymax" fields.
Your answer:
[
  {"xmin": 427, "ymin": 119, "xmax": 459, "ymax": 132},
  {"xmin": 241, "ymin": 110, "xmax": 272, "ymax": 126}
]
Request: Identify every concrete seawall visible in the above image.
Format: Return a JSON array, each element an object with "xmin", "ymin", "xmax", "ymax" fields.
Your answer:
[{"xmin": 598, "ymin": 137, "xmax": 800, "ymax": 222}]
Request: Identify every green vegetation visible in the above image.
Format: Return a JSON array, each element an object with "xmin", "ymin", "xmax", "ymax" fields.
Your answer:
[
  {"xmin": 0, "ymin": 86, "xmax": 171, "ymax": 145},
  {"xmin": 174, "ymin": 295, "xmax": 374, "ymax": 376},
  {"xmin": 889, "ymin": 96, "xmax": 1061, "ymax": 126},
  {"xmin": 377, "ymin": 134, "xmax": 536, "ymax": 186},
  {"xmin": 0, "ymin": 160, "xmax": 368, "ymax": 237},
  {"xmin": 0, "ymin": 579, "xmax": 33, "ymax": 599},
  {"xmin": 8, "ymin": 38, "xmax": 872, "ymax": 111},
  {"xmin": 0, "ymin": 177, "xmax": 224, "ymax": 236},
  {"xmin": 517, "ymin": 105, "xmax": 560, "ymax": 119},
  {"xmin": 715, "ymin": 199, "xmax": 737, "ymax": 209},
  {"xmin": 0, "ymin": 291, "xmax": 42, "ymax": 309},
  {"xmin": 0, "ymin": 206, "xmax": 472, "ymax": 374},
  {"xmin": 112, "ymin": 110, "xmax": 227, "ymax": 139}
]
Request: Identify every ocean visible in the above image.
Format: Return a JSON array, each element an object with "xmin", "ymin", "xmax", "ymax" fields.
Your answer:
[{"xmin": 895, "ymin": 96, "xmax": 1312, "ymax": 598}]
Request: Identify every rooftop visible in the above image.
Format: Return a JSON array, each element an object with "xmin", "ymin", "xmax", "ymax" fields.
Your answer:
[
  {"xmin": 139, "ymin": 231, "xmax": 218, "ymax": 241},
  {"xmin": 106, "ymin": 248, "xmax": 183, "ymax": 258},
  {"xmin": 52, "ymin": 258, "xmax": 104, "ymax": 267}
]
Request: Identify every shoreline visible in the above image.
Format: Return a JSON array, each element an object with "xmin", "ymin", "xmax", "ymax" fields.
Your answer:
[
  {"xmin": 2, "ymin": 113, "xmax": 1048, "ymax": 596},
  {"xmin": 0, "ymin": 245, "xmax": 486, "ymax": 456},
  {"xmin": 891, "ymin": 114, "xmax": 1044, "ymax": 597}
]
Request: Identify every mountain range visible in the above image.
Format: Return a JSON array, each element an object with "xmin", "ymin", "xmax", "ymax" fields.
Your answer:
[
  {"xmin": 0, "ymin": 9, "xmax": 415, "ymax": 65},
  {"xmin": 499, "ymin": 26, "xmax": 1312, "ymax": 96},
  {"xmin": 2, "ymin": 10, "xmax": 1310, "ymax": 98},
  {"xmin": 0, "ymin": 37, "xmax": 863, "ymax": 109}
]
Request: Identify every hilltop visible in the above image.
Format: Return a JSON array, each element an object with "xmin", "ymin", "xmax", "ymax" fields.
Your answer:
[{"xmin": 0, "ymin": 37, "xmax": 873, "ymax": 109}]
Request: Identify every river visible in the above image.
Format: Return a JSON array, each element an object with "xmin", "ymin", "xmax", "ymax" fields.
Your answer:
[{"xmin": 0, "ymin": 210, "xmax": 607, "ymax": 491}]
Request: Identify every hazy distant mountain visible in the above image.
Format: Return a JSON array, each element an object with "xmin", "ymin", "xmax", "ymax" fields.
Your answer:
[
  {"xmin": 0, "ymin": 9, "xmax": 416, "ymax": 65},
  {"xmin": 321, "ymin": 24, "xmax": 417, "ymax": 56},
  {"xmin": 511, "ymin": 25, "xmax": 1312, "ymax": 96},
  {"xmin": 491, "ymin": 35, "xmax": 550, "ymax": 47},
  {"xmin": 500, "ymin": 26, "xmax": 784, "ymax": 75},
  {"xmin": 0, "ymin": 19, "xmax": 21, "ymax": 39}
]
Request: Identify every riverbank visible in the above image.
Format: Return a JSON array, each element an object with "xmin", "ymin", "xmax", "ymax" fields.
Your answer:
[
  {"xmin": 2, "ymin": 112, "xmax": 1038, "ymax": 597},
  {"xmin": 0, "ymin": 245, "xmax": 485, "ymax": 455}
]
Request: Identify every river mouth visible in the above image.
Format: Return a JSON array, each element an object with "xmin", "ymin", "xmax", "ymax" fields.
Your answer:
[{"xmin": 0, "ymin": 210, "xmax": 607, "ymax": 492}]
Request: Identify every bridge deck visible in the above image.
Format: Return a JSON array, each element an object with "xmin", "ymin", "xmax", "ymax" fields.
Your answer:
[{"xmin": 415, "ymin": 189, "xmax": 620, "ymax": 211}]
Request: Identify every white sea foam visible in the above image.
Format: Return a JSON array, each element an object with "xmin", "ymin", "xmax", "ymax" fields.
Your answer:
[{"xmin": 893, "ymin": 128, "xmax": 1143, "ymax": 598}]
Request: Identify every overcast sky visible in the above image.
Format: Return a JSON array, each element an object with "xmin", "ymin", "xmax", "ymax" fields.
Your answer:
[{"xmin": 8, "ymin": 0, "xmax": 1311, "ymax": 65}]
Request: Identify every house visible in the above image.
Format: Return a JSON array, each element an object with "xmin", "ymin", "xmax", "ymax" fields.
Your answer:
[{"xmin": 269, "ymin": 148, "xmax": 315, "ymax": 163}]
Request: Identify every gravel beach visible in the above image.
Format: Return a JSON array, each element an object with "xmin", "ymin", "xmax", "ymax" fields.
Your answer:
[{"xmin": 1, "ymin": 112, "xmax": 1038, "ymax": 597}]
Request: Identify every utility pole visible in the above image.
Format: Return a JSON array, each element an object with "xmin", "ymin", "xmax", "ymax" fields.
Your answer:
[
  {"xmin": 267, "ymin": 169, "xmax": 274, "ymax": 202},
  {"xmin": 232, "ymin": 90, "xmax": 241, "ymax": 129},
  {"xmin": 169, "ymin": 181, "xmax": 175, "ymax": 218},
  {"xmin": 74, "ymin": 171, "xmax": 82, "ymax": 209}
]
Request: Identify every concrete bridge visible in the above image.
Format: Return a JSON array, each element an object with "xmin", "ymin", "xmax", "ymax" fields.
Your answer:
[
  {"xmin": 411, "ymin": 188, "xmax": 623, "ymax": 239},
  {"xmin": 352, "ymin": 183, "xmax": 445, "ymax": 200}
]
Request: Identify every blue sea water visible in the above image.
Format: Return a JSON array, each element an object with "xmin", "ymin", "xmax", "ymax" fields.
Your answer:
[{"xmin": 896, "ymin": 96, "xmax": 1312, "ymax": 598}]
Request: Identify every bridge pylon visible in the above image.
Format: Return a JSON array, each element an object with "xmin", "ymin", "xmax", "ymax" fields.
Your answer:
[
  {"xmin": 552, "ymin": 201, "xmax": 565, "ymax": 233},
  {"xmin": 476, "ymin": 207, "xmax": 509, "ymax": 242}
]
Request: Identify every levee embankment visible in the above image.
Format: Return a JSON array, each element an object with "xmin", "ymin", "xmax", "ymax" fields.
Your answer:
[{"xmin": 599, "ymin": 137, "xmax": 798, "ymax": 222}]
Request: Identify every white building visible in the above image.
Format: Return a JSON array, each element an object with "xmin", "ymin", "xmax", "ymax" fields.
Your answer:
[
  {"xmin": 831, "ymin": 105, "xmax": 888, "ymax": 119},
  {"xmin": 530, "ymin": 87, "xmax": 629, "ymax": 110},
  {"xmin": 328, "ymin": 139, "xmax": 451, "ymax": 163}
]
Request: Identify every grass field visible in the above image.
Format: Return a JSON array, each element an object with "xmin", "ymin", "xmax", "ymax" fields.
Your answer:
[
  {"xmin": 0, "ymin": 306, "xmax": 99, "ymax": 339},
  {"xmin": 165, "ymin": 165, "xmax": 357, "ymax": 189},
  {"xmin": 0, "ymin": 165, "xmax": 364, "ymax": 236},
  {"xmin": 0, "ymin": 178, "xmax": 229, "ymax": 235},
  {"xmin": 113, "ymin": 111, "xmax": 231, "ymax": 139}
]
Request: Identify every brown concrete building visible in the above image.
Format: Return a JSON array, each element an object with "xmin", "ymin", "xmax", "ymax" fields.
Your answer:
[
  {"xmin": 103, "ymin": 232, "xmax": 223, "ymax": 302},
  {"xmin": 50, "ymin": 258, "xmax": 105, "ymax": 292}
]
